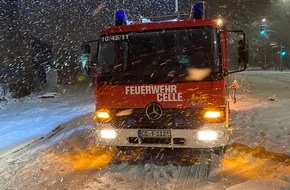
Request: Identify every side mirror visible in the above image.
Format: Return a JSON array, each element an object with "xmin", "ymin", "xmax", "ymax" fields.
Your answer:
[
  {"xmin": 79, "ymin": 40, "xmax": 99, "ymax": 77},
  {"xmin": 226, "ymin": 30, "xmax": 248, "ymax": 74},
  {"xmin": 81, "ymin": 43, "xmax": 91, "ymax": 54},
  {"xmin": 238, "ymin": 40, "xmax": 248, "ymax": 70},
  {"xmin": 80, "ymin": 43, "xmax": 91, "ymax": 76}
]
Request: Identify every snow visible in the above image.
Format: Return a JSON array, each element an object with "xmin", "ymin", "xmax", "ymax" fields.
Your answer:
[
  {"xmin": 230, "ymin": 71, "xmax": 290, "ymax": 155},
  {"xmin": 0, "ymin": 71, "xmax": 290, "ymax": 189},
  {"xmin": 0, "ymin": 81, "xmax": 95, "ymax": 154}
]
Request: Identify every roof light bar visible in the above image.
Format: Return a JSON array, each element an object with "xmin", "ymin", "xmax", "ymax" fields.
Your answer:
[
  {"xmin": 192, "ymin": 2, "xmax": 206, "ymax": 19},
  {"xmin": 115, "ymin": 10, "xmax": 127, "ymax": 26}
]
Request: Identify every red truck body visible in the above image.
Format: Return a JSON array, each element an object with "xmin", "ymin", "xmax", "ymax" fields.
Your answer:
[{"xmin": 82, "ymin": 13, "xmax": 246, "ymax": 150}]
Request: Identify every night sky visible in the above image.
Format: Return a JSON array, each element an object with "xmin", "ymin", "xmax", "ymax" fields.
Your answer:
[{"xmin": 1, "ymin": 0, "xmax": 289, "ymax": 65}]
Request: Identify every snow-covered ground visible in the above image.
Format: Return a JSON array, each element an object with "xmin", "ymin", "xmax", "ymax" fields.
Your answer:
[
  {"xmin": 230, "ymin": 71, "xmax": 290, "ymax": 155},
  {"xmin": 0, "ymin": 80, "xmax": 95, "ymax": 155},
  {"xmin": 0, "ymin": 71, "xmax": 289, "ymax": 190}
]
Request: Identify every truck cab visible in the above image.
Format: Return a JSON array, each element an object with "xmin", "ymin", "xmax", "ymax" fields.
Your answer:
[{"xmin": 80, "ymin": 3, "xmax": 248, "ymax": 153}]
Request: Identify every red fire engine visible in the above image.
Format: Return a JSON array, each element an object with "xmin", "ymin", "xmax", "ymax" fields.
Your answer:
[{"xmin": 81, "ymin": 2, "xmax": 248, "ymax": 154}]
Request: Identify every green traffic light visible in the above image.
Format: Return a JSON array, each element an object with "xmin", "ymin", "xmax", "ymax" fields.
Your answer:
[
  {"xmin": 281, "ymin": 51, "xmax": 287, "ymax": 57},
  {"xmin": 259, "ymin": 25, "xmax": 266, "ymax": 35},
  {"xmin": 260, "ymin": 30, "xmax": 265, "ymax": 35},
  {"xmin": 259, "ymin": 29, "xmax": 266, "ymax": 35}
]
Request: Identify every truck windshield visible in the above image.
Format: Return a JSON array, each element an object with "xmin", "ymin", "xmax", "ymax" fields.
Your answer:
[{"xmin": 97, "ymin": 27, "xmax": 221, "ymax": 84}]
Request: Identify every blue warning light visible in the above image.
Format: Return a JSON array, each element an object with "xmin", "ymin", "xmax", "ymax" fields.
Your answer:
[
  {"xmin": 115, "ymin": 10, "xmax": 127, "ymax": 26},
  {"xmin": 192, "ymin": 2, "xmax": 205, "ymax": 19}
]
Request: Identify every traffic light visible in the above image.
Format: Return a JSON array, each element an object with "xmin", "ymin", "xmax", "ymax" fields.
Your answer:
[
  {"xmin": 259, "ymin": 25, "xmax": 266, "ymax": 35},
  {"xmin": 280, "ymin": 48, "xmax": 287, "ymax": 57}
]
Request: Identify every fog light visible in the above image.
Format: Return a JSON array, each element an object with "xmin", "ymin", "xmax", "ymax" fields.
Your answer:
[
  {"xmin": 96, "ymin": 111, "xmax": 110, "ymax": 119},
  {"xmin": 101, "ymin": 130, "xmax": 116, "ymax": 139},
  {"xmin": 197, "ymin": 131, "xmax": 218, "ymax": 141},
  {"xmin": 204, "ymin": 111, "xmax": 221, "ymax": 119}
]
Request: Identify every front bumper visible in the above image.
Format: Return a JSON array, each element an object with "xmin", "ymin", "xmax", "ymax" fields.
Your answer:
[{"xmin": 94, "ymin": 123, "xmax": 230, "ymax": 149}]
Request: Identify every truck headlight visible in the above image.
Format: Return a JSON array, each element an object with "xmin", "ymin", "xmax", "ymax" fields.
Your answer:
[
  {"xmin": 196, "ymin": 131, "xmax": 218, "ymax": 141},
  {"xmin": 100, "ymin": 129, "xmax": 116, "ymax": 139}
]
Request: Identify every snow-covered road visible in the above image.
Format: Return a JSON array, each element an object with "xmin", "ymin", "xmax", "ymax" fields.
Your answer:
[
  {"xmin": 0, "ymin": 71, "xmax": 289, "ymax": 190},
  {"xmin": 230, "ymin": 71, "xmax": 290, "ymax": 155}
]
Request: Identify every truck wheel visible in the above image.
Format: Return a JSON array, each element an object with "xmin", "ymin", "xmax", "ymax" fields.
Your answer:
[
  {"xmin": 208, "ymin": 146, "xmax": 227, "ymax": 173},
  {"xmin": 116, "ymin": 146, "xmax": 141, "ymax": 152},
  {"xmin": 116, "ymin": 146, "xmax": 129, "ymax": 151},
  {"xmin": 213, "ymin": 146, "xmax": 227, "ymax": 156}
]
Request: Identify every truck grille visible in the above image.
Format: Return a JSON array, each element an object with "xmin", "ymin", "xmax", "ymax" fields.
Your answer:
[
  {"xmin": 112, "ymin": 108, "xmax": 205, "ymax": 129},
  {"xmin": 128, "ymin": 137, "xmax": 171, "ymax": 144},
  {"xmin": 128, "ymin": 137, "xmax": 186, "ymax": 145}
]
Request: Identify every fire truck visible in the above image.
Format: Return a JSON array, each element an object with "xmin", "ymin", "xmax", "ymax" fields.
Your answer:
[{"xmin": 80, "ymin": 2, "xmax": 248, "ymax": 154}]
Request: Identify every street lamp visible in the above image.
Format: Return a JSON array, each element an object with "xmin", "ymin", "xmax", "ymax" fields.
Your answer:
[
  {"xmin": 267, "ymin": 30, "xmax": 284, "ymax": 71},
  {"xmin": 259, "ymin": 24, "xmax": 284, "ymax": 70},
  {"xmin": 259, "ymin": 25, "xmax": 267, "ymax": 69},
  {"xmin": 280, "ymin": 47, "xmax": 287, "ymax": 71}
]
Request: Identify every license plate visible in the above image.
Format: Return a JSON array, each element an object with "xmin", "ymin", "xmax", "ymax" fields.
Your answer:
[{"xmin": 138, "ymin": 130, "xmax": 171, "ymax": 138}]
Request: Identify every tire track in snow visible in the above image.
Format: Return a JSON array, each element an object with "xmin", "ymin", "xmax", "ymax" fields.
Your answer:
[{"xmin": 173, "ymin": 154, "xmax": 211, "ymax": 190}]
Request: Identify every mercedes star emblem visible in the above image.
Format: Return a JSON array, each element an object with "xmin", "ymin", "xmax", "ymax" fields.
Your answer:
[{"xmin": 145, "ymin": 102, "xmax": 162, "ymax": 120}]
